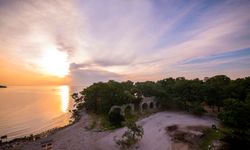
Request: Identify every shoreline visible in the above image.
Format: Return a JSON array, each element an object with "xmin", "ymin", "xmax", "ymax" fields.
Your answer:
[
  {"xmin": 1, "ymin": 110, "xmax": 219, "ymax": 150},
  {"xmin": 0, "ymin": 110, "xmax": 82, "ymax": 149}
]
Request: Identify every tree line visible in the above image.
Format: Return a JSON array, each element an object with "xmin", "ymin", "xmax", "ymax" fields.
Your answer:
[{"xmin": 72, "ymin": 75, "xmax": 250, "ymax": 115}]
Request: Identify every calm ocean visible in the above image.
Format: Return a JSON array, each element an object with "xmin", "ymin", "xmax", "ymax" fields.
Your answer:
[{"xmin": 0, "ymin": 86, "xmax": 84, "ymax": 140}]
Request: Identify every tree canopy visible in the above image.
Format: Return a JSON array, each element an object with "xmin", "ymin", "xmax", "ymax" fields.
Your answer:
[
  {"xmin": 72, "ymin": 80, "xmax": 142, "ymax": 114},
  {"xmin": 72, "ymin": 75, "xmax": 250, "ymax": 114}
]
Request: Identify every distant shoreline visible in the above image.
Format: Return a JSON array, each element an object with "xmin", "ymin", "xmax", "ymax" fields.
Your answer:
[
  {"xmin": 0, "ymin": 85, "xmax": 7, "ymax": 88},
  {"xmin": 0, "ymin": 109, "xmax": 81, "ymax": 148}
]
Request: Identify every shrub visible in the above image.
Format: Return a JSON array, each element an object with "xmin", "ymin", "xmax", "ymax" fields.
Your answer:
[{"xmin": 115, "ymin": 121, "xmax": 144, "ymax": 149}]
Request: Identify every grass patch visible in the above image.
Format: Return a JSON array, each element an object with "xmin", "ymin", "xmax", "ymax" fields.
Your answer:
[
  {"xmin": 199, "ymin": 128, "xmax": 223, "ymax": 149},
  {"xmin": 99, "ymin": 112, "xmax": 142, "ymax": 131},
  {"xmin": 85, "ymin": 113, "xmax": 98, "ymax": 130},
  {"xmin": 124, "ymin": 112, "xmax": 139, "ymax": 122},
  {"xmin": 87, "ymin": 110, "xmax": 159, "ymax": 131},
  {"xmin": 100, "ymin": 114, "xmax": 117, "ymax": 130}
]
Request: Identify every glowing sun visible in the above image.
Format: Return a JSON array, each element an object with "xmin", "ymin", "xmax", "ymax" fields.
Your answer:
[{"xmin": 39, "ymin": 47, "xmax": 69, "ymax": 77}]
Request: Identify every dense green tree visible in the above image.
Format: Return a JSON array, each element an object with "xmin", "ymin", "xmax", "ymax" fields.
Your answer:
[
  {"xmin": 121, "ymin": 80, "xmax": 134, "ymax": 91},
  {"xmin": 72, "ymin": 75, "xmax": 249, "ymax": 114},
  {"xmin": 218, "ymin": 97, "xmax": 250, "ymax": 147},
  {"xmin": 72, "ymin": 80, "xmax": 141, "ymax": 114},
  {"xmin": 156, "ymin": 77, "xmax": 205, "ymax": 111},
  {"xmin": 135, "ymin": 81, "xmax": 159, "ymax": 97},
  {"xmin": 205, "ymin": 75, "xmax": 231, "ymax": 112},
  {"xmin": 227, "ymin": 77, "xmax": 250, "ymax": 101},
  {"xmin": 156, "ymin": 78, "xmax": 176, "ymax": 108}
]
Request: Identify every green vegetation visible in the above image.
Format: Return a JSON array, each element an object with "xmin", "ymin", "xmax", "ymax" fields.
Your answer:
[
  {"xmin": 71, "ymin": 75, "xmax": 250, "ymax": 147},
  {"xmin": 100, "ymin": 114, "xmax": 115, "ymax": 130},
  {"xmin": 189, "ymin": 102, "xmax": 207, "ymax": 115},
  {"xmin": 72, "ymin": 80, "xmax": 142, "ymax": 114},
  {"xmin": 218, "ymin": 96, "xmax": 250, "ymax": 148},
  {"xmin": 156, "ymin": 75, "xmax": 231, "ymax": 112},
  {"xmin": 82, "ymin": 110, "xmax": 143, "ymax": 131},
  {"xmin": 115, "ymin": 120, "xmax": 144, "ymax": 149},
  {"xmin": 199, "ymin": 128, "xmax": 223, "ymax": 149}
]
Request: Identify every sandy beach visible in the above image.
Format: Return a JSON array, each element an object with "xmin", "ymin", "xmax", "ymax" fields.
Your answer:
[{"xmin": 9, "ymin": 111, "xmax": 218, "ymax": 150}]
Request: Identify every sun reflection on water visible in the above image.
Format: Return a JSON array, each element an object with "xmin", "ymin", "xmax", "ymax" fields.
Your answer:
[{"xmin": 59, "ymin": 86, "xmax": 69, "ymax": 113}]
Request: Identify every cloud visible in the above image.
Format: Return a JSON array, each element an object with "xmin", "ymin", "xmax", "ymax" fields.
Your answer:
[
  {"xmin": 1, "ymin": 0, "xmax": 250, "ymax": 85},
  {"xmin": 171, "ymin": 48, "xmax": 250, "ymax": 79},
  {"xmin": 0, "ymin": 0, "xmax": 81, "ymax": 62},
  {"xmin": 182, "ymin": 48, "xmax": 250, "ymax": 65},
  {"xmin": 69, "ymin": 63, "xmax": 121, "ymax": 85}
]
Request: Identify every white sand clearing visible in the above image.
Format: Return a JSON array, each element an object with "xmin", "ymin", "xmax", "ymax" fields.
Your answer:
[{"xmin": 96, "ymin": 112, "xmax": 218, "ymax": 150}]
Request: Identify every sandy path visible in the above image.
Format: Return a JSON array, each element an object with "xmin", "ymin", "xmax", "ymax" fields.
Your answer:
[{"xmin": 20, "ymin": 111, "xmax": 218, "ymax": 150}]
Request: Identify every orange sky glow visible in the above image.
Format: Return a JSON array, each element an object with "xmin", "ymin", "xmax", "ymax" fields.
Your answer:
[{"xmin": 1, "ymin": 0, "xmax": 250, "ymax": 85}]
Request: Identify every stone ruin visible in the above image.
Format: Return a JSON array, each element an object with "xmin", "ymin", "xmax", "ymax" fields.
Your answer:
[{"xmin": 109, "ymin": 96, "xmax": 159, "ymax": 116}]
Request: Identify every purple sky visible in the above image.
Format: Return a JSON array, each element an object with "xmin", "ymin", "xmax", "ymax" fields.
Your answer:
[{"xmin": 0, "ymin": 0, "xmax": 250, "ymax": 85}]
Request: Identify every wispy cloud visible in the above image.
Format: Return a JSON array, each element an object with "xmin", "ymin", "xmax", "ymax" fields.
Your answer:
[
  {"xmin": 1, "ymin": 0, "xmax": 250, "ymax": 85},
  {"xmin": 183, "ymin": 48, "xmax": 250, "ymax": 65},
  {"xmin": 173, "ymin": 48, "xmax": 250, "ymax": 79},
  {"xmin": 69, "ymin": 63, "xmax": 121, "ymax": 86}
]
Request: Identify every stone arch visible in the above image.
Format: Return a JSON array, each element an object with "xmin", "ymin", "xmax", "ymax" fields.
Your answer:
[
  {"xmin": 124, "ymin": 105, "xmax": 132, "ymax": 116},
  {"xmin": 139, "ymin": 96, "xmax": 157, "ymax": 112},
  {"xmin": 108, "ymin": 107, "xmax": 124, "ymax": 126},
  {"xmin": 109, "ymin": 104, "xmax": 135, "ymax": 116},
  {"xmin": 109, "ymin": 106, "xmax": 122, "ymax": 115},
  {"xmin": 121, "ymin": 103, "xmax": 134, "ymax": 115},
  {"xmin": 142, "ymin": 103, "xmax": 148, "ymax": 111}
]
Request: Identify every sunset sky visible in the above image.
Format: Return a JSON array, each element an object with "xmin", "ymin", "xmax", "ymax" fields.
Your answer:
[{"xmin": 0, "ymin": 0, "xmax": 250, "ymax": 85}]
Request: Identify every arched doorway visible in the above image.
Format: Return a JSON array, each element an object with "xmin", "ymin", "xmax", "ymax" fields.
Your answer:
[
  {"xmin": 109, "ymin": 107, "xmax": 124, "ymax": 126},
  {"xmin": 142, "ymin": 103, "xmax": 148, "ymax": 111},
  {"xmin": 149, "ymin": 102, "xmax": 154, "ymax": 109},
  {"xmin": 112, "ymin": 107, "xmax": 122, "ymax": 114}
]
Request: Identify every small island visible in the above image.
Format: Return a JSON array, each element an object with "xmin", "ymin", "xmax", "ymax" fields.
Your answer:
[{"xmin": 0, "ymin": 85, "xmax": 7, "ymax": 88}]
